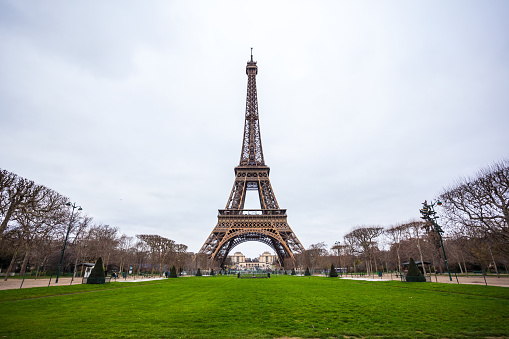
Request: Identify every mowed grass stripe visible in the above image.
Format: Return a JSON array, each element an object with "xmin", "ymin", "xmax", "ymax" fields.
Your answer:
[{"xmin": 0, "ymin": 275, "xmax": 508, "ymax": 338}]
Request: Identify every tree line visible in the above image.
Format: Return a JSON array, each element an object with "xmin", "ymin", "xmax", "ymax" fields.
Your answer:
[
  {"xmin": 1, "ymin": 158, "xmax": 507, "ymax": 277},
  {"xmin": 294, "ymin": 159, "xmax": 508, "ymax": 275},
  {"xmin": 0, "ymin": 168, "xmax": 193, "ymax": 279}
]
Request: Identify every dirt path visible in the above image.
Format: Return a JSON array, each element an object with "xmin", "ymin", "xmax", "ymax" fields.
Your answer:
[
  {"xmin": 0, "ymin": 275, "xmax": 163, "ymax": 291},
  {"xmin": 341, "ymin": 274, "xmax": 509, "ymax": 287}
]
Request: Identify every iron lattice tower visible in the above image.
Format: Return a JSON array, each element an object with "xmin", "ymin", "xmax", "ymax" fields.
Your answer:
[{"xmin": 199, "ymin": 52, "xmax": 305, "ymax": 268}]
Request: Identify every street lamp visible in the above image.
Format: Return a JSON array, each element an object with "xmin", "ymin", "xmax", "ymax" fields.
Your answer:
[
  {"xmin": 55, "ymin": 202, "xmax": 82, "ymax": 283},
  {"xmin": 334, "ymin": 241, "xmax": 342, "ymax": 276},
  {"xmin": 419, "ymin": 200, "xmax": 452, "ymax": 281}
]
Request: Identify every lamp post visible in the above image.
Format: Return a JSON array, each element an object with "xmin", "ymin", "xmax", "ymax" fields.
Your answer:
[
  {"xmin": 55, "ymin": 202, "xmax": 82, "ymax": 283},
  {"xmin": 419, "ymin": 200, "xmax": 452, "ymax": 281},
  {"xmin": 334, "ymin": 241, "xmax": 341, "ymax": 275}
]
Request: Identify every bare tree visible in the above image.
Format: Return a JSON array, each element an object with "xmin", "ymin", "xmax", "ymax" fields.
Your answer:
[
  {"xmin": 440, "ymin": 159, "xmax": 509, "ymax": 252},
  {"xmin": 344, "ymin": 226, "xmax": 384, "ymax": 275},
  {"xmin": 15, "ymin": 188, "xmax": 68, "ymax": 276},
  {"xmin": 85, "ymin": 225, "xmax": 119, "ymax": 270},
  {"xmin": 386, "ymin": 223, "xmax": 409, "ymax": 273},
  {"xmin": 172, "ymin": 243, "xmax": 188, "ymax": 273},
  {"xmin": 2, "ymin": 229, "xmax": 24, "ymax": 280},
  {"xmin": 0, "ymin": 169, "xmax": 44, "ymax": 239},
  {"xmin": 137, "ymin": 235, "xmax": 175, "ymax": 276},
  {"xmin": 117, "ymin": 234, "xmax": 135, "ymax": 275},
  {"xmin": 69, "ymin": 215, "xmax": 92, "ymax": 278},
  {"xmin": 406, "ymin": 220, "xmax": 429, "ymax": 275},
  {"xmin": 306, "ymin": 242, "xmax": 328, "ymax": 271}
]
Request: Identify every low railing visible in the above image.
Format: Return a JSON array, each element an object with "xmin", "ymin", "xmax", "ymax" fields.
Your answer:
[{"xmin": 218, "ymin": 209, "xmax": 286, "ymax": 216}]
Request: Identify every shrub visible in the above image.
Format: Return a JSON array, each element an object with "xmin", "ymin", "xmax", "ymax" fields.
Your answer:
[
  {"xmin": 87, "ymin": 257, "xmax": 105, "ymax": 284},
  {"xmin": 329, "ymin": 264, "xmax": 338, "ymax": 277},
  {"xmin": 405, "ymin": 258, "xmax": 426, "ymax": 282},
  {"xmin": 291, "ymin": 268, "xmax": 296, "ymax": 275},
  {"xmin": 196, "ymin": 268, "xmax": 202, "ymax": 276},
  {"xmin": 304, "ymin": 267, "xmax": 311, "ymax": 276},
  {"xmin": 210, "ymin": 269, "xmax": 215, "ymax": 276},
  {"xmin": 169, "ymin": 266, "xmax": 178, "ymax": 278}
]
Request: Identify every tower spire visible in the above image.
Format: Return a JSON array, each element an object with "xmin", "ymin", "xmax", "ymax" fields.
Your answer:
[{"xmin": 240, "ymin": 51, "xmax": 264, "ymax": 166}]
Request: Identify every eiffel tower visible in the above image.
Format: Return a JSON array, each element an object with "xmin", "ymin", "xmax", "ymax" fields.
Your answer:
[{"xmin": 199, "ymin": 51, "xmax": 305, "ymax": 268}]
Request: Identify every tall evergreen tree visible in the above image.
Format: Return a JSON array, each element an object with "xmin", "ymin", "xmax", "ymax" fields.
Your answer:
[
  {"xmin": 169, "ymin": 265, "xmax": 178, "ymax": 278},
  {"xmin": 405, "ymin": 258, "xmax": 426, "ymax": 282},
  {"xmin": 329, "ymin": 263, "xmax": 338, "ymax": 277},
  {"xmin": 87, "ymin": 257, "xmax": 105, "ymax": 284}
]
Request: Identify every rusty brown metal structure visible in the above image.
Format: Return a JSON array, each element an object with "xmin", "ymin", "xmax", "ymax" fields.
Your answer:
[{"xmin": 199, "ymin": 52, "xmax": 305, "ymax": 268}]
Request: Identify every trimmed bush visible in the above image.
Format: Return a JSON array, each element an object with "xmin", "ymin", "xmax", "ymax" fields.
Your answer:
[
  {"xmin": 196, "ymin": 268, "xmax": 202, "ymax": 276},
  {"xmin": 329, "ymin": 264, "xmax": 338, "ymax": 277},
  {"xmin": 291, "ymin": 268, "xmax": 296, "ymax": 275},
  {"xmin": 405, "ymin": 258, "xmax": 426, "ymax": 282},
  {"xmin": 210, "ymin": 268, "xmax": 215, "ymax": 276},
  {"xmin": 87, "ymin": 257, "xmax": 105, "ymax": 284},
  {"xmin": 169, "ymin": 266, "xmax": 178, "ymax": 278},
  {"xmin": 304, "ymin": 267, "xmax": 311, "ymax": 276}
]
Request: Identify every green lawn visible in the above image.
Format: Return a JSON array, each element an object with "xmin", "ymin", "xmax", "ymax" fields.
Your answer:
[{"xmin": 0, "ymin": 275, "xmax": 508, "ymax": 338}]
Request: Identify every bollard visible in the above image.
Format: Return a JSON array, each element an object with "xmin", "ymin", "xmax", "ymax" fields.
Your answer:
[{"xmin": 20, "ymin": 273, "xmax": 28, "ymax": 289}]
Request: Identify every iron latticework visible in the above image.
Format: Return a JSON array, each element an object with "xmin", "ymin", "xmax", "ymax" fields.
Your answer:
[{"xmin": 199, "ymin": 53, "xmax": 304, "ymax": 268}]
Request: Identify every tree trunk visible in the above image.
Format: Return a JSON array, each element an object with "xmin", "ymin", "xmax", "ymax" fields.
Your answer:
[
  {"xmin": 457, "ymin": 259, "xmax": 464, "ymax": 274},
  {"xmin": 489, "ymin": 246, "xmax": 500, "ymax": 278},
  {"xmin": 4, "ymin": 249, "xmax": 18, "ymax": 281},
  {"xmin": 73, "ymin": 248, "xmax": 81, "ymax": 278},
  {"xmin": 0, "ymin": 201, "xmax": 18, "ymax": 239},
  {"xmin": 19, "ymin": 244, "xmax": 31, "ymax": 276},
  {"xmin": 38, "ymin": 256, "xmax": 48, "ymax": 279},
  {"xmin": 35, "ymin": 257, "xmax": 42, "ymax": 280},
  {"xmin": 119, "ymin": 258, "xmax": 124, "ymax": 275},
  {"xmin": 396, "ymin": 247, "xmax": 402, "ymax": 273},
  {"xmin": 461, "ymin": 253, "xmax": 468, "ymax": 277},
  {"xmin": 430, "ymin": 251, "xmax": 438, "ymax": 274},
  {"xmin": 416, "ymin": 238, "xmax": 427, "ymax": 275},
  {"xmin": 105, "ymin": 252, "xmax": 111, "ymax": 272}
]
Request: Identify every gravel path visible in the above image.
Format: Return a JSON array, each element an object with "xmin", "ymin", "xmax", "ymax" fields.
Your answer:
[
  {"xmin": 0, "ymin": 274, "xmax": 507, "ymax": 291},
  {"xmin": 0, "ymin": 276, "xmax": 163, "ymax": 291},
  {"xmin": 340, "ymin": 274, "xmax": 509, "ymax": 287}
]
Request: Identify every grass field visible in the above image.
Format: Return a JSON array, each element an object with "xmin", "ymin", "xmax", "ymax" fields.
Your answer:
[{"xmin": 0, "ymin": 275, "xmax": 508, "ymax": 338}]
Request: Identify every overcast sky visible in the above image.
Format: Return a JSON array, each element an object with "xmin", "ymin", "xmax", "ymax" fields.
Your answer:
[{"xmin": 1, "ymin": 1, "xmax": 508, "ymax": 258}]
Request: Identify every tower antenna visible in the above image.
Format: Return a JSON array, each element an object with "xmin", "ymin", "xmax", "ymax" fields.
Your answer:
[{"xmin": 250, "ymin": 47, "xmax": 253, "ymax": 61}]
